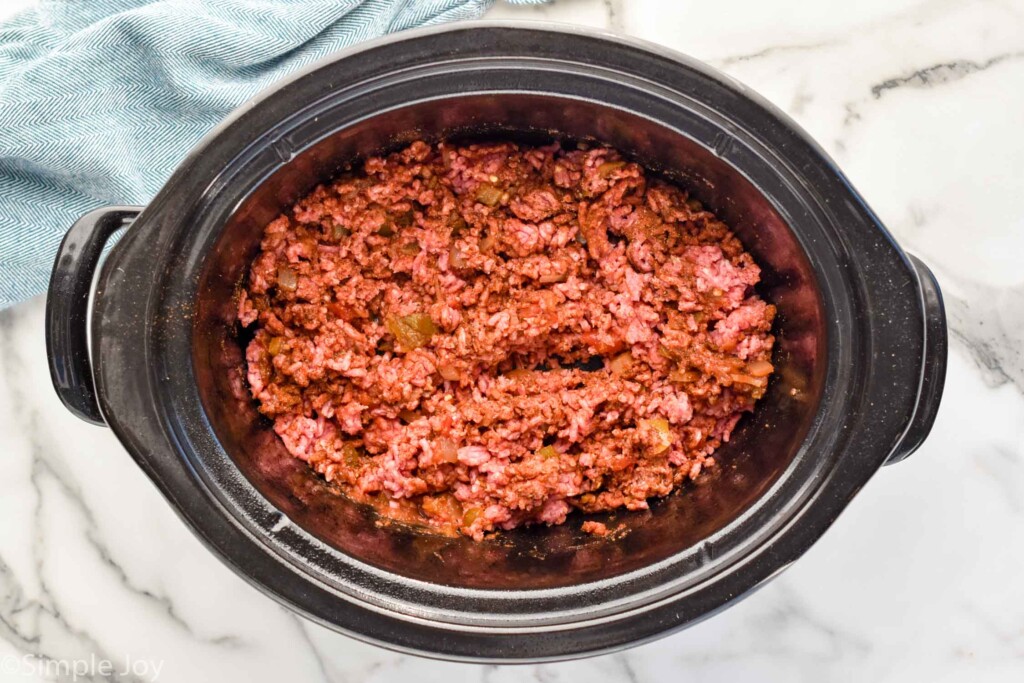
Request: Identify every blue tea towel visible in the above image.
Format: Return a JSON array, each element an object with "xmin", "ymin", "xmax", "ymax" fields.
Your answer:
[{"xmin": 0, "ymin": 0, "xmax": 546, "ymax": 308}]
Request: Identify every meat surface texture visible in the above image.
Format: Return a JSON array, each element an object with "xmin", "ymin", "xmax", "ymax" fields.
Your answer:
[{"xmin": 238, "ymin": 140, "xmax": 776, "ymax": 540}]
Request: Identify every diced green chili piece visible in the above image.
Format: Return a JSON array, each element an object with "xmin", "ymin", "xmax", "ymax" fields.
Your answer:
[
  {"xmin": 597, "ymin": 160, "xmax": 626, "ymax": 177},
  {"xmin": 537, "ymin": 445, "xmax": 558, "ymax": 460},
  {"xmin": 474, "ymin": 183, "xmax": 503, "ymax": 207},
  {"xmin": 394, "ymin": 210, "xmax": 415, "ymax": 228},
  {"xmin": 450, "ymin": 215, "xmax": 468, "ymax": 236},
  {"xmin": 462, "ymin": 507, "xmax": 481, "ymax": 526},
  {"xmin": 267, "ymin": 336, "xmax": 285, "ymax": 356}
]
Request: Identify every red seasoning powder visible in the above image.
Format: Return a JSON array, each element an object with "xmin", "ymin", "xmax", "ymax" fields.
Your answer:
[{"xmin": 238, "ymin": 140, "xmax": 776, "ymax": 540}]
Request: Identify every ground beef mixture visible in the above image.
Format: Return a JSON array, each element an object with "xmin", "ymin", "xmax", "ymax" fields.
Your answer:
[{"xmin": 238, "ymin": 140, "xmax": 776, "ymax": 540}]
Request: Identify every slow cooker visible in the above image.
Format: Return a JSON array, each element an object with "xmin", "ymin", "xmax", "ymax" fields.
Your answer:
[{"xmin": 45, "ymin": 23, "xmax": 947, "ymax": 662}]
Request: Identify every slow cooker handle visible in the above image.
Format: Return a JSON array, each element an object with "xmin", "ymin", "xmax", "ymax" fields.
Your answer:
[
  {"xmin": 885, "ymin": 254, "xmax": 948, "ymax": 464},
  {"xmin": 46, "ymin": 206, "xmax": 143, "ymax": 426}
]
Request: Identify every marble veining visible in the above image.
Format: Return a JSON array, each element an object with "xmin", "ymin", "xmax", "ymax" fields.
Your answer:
[
  {"xmin": 868, "ymin": 52, "xmax": 1024, "ymax": 98},
  {"xmin": 943, "ymin": 276, "xmax": 1024, "ymax": 395},
  {"xmin": 1, "ymin": 0, "xmax": 1023, "ymax": 680}
]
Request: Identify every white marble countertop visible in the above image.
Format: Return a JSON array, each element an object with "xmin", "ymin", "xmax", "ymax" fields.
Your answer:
[{"xmin": 2, "ymin": 0, "xmax": 1023, "ymax": 680}]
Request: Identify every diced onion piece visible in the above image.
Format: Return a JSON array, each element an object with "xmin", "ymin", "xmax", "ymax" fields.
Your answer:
[
  {"xmin": 331, "ymin": 223, "xmax": 350, "ymax": 239},
  {"xmin": 647, "ymin": 417, "xmax": 670, "ymax": 432},
  {"xmin": 422, "ymin": 493, "xmax": 461, "ymax": 519},
  {"xmin": 609, "ymin": 351, "xmax": 634, "ymax": 375},
  {"xmin": 462, "ymin": 507, "xmax": 482, "ymax": 526},
  {"xmin": 537, "ymin": 445, "xmax": 558, "ymax": 460},
  {"xmin": 746, "ymin": 360, "xmax": 774, "ymax": 377},
  {"xmin": 398, "ymin": 409, "xmax": 421, "ymax": 424},
  {"xmin": 436, "ymin": 438, "xmax": 459, "ymax": 463},
  {"xmin": 730, "ymin": 373, "xmax": 769, "ymax": 388},
  {"xmin": 449, "ymin": 244, "xmax": 467, "ymax": 268},
  {"xmin": 438, "ymin": 364, "xmax": 462, "ymax": 381},
  {"xmin": 474, "ymin": 184, "xmax": 503, "ymax": 207},
  {"xmin": 478, "ymin": 232, "xmax": 497, "ymax": 253},
  {"xmin": 386, "ymin": 313, "xmax": 437, "ymax": 350},
  {"xmin": 642, "ymin": 417, "xmax": 672, "ymax": 454},
  {"xmin": 671, "ymin": 368, "xmax": 702, "ymax": 384},
  {"xmin": 716, "ymin": 337, "xmax": 738, "ymax": 352},
  {"xmin": 724, "ymin": 356, "xmax": 746, "ymax": 371},
  {"xmin": 277, "ymin": 266, "xmax": 297, "ymax": 291}
]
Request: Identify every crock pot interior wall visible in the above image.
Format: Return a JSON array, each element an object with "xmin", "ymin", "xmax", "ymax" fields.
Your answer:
[{"xmin": 193, "ymin": 94, "xmax": 825, "ymax": 590}]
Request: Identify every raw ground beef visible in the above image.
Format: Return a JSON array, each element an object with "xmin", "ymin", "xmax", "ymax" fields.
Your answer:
[{"xmin": 238, "ymin": 140, "xmax": 776, "ymax": 540}]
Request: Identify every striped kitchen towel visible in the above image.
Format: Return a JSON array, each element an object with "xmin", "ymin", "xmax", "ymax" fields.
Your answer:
[{"xmin": 0, "ymin": 0, "xmax": 546, "ymax": 308}]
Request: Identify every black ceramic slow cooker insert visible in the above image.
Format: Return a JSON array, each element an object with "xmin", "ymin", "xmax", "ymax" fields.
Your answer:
[{"xmin": 45, "ymin": 24, "xmax": 947, "ymax": 662}]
